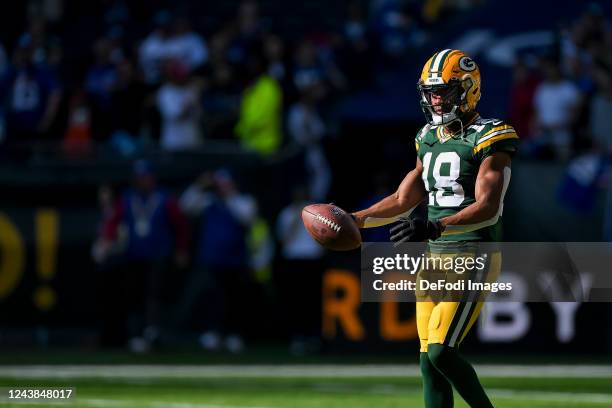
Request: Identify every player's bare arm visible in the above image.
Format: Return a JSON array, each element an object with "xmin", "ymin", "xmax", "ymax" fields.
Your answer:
[
  {"xmin": 440, "ymin": 151, "xmax": 511, "ymax": 229},
  {"xmin": 352, "ymin": 157, "xmax": 427, "ymax": 228}
]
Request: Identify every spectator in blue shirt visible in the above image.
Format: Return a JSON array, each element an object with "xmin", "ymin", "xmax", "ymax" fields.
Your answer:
[
  {"xmin": 179, "ymin": 169, "xmax": 257, "ymax": 353},
  {"xmin": 85, "ymin": 38, "xmax": 120, "ymax": 140},
  {"xmin": 1, "ymin": 38, "xmax": 61, "ymax": 143}
]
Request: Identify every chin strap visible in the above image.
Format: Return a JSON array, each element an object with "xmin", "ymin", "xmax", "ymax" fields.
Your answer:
[
  {"xmin": 438, "ymin": 115, "xmax": 466, "ymax": 140},
  {"xmin": 432, "ymin": 106, "xmax": 458, "ymax": 126},
  {"xmin": 455, "ymin": 116, "xmax": 465, "ymax": 139}
]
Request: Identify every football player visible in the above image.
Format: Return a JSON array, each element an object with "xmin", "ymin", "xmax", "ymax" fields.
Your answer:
[{"xmin": 352, "ymin": 49, "xmax": 518, "ymax": 407}]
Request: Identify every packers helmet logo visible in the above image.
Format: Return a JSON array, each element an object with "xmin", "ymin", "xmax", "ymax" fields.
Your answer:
[{"xmin": 459, "ymin": 56, "xmax": 476, "ymax": 72}]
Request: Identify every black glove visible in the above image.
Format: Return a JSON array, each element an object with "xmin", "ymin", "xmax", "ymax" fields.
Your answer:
[{"xmin": 390, "ymin": 218, "xmax": 444, "ymax": 244}]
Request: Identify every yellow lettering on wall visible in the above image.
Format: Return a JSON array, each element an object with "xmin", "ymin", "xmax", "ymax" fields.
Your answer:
[
  {"xmin": 322, "ymin": 269, "xmax": 364, "ymax": 341},
  {"xmin": 0, "ymin": 213, "xmax": 25, "ymax": 299},
  {"xmin": 34, "ymin": 209, "xmax": 59, "ymax": 311},
  {"xmin": 380, "ymin": 302, "xmax": 417, "ymax": 341}
]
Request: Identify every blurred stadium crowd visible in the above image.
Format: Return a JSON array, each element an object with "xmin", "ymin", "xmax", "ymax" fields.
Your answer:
[
  {"xmin": 0, "ymin": 0, "xmax": 438, "ymax": 157},
  {"xmin": 0, "ymin": 1, "xmax": 609, "ymax": 160},
  {"xmin": 0, "ymin": 0, "xmax": 611, "ymax": 353},
  {"xmin": 510, "ymin": 3, "xmax": 612, "ymax": 160}
]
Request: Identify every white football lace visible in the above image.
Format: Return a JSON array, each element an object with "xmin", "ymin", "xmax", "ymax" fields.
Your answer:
[{"xmin": 315, "ymin": 214, "xmax": 341, "ymax": 232}]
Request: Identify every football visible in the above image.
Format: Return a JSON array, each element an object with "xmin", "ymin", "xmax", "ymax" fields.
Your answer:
[{"xmin": 301, "ymin": 203, "xmax": 361, "ymax": 251}]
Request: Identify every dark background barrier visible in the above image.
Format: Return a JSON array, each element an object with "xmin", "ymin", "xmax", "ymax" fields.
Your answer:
[{"xmin": 1, "ymin": 149, "xmax": 610, "ymax": 353}]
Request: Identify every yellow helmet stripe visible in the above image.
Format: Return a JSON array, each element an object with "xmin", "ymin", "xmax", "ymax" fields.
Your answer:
[
  {"xmin": 423, "ymin": 57, "xmax": 434, "ymax": 75},
  {"xmin": 428, "ymin": 52, "xmax": 439, "ymax": 74},
  {"xmin": 473, "ymin": 132, "xmax": 518, "ymax": 154}
]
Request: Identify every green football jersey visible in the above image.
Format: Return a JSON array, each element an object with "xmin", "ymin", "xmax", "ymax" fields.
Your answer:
[{"xmin": 415, "ymin": 115, "xmax": 519, "ymax": 242}]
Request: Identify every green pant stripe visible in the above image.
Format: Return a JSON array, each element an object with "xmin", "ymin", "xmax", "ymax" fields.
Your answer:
[
  {"xmin": 450, "ymin": 301, "xmax": 477, "ymax": 347},
  {"xmin": 444, "ymin": 300, "xmax": 468, "ymax": 346}
]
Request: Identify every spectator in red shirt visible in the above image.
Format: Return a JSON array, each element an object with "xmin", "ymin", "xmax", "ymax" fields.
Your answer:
[
  {"xmin": 508, "ymin": 58, "xmax": 540, "ymax": 141},
  {"xmin": 100, "ymin": 159, "xmax": 189, "ymax": 352}
]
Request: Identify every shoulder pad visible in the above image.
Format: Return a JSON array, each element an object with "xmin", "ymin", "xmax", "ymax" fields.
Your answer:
[
  {"xmin": 416, "ymin": 124, "xmax": 432, "ymax": 142},
  {"xmin": 471, "ymin": 117, "xmax": 505, "ymax": 129}
]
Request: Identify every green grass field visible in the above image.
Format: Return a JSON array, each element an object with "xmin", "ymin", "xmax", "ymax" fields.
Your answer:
[{"xmin": 1, "ymin": 364, "xmax": 611, "ymax": 407}]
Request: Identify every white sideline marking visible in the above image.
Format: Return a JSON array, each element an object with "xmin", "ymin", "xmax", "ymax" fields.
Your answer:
[
  {"xmin": 490, "ymin": 389, "xmax": 612, "ymax": 404},
  {"xmin": 0, "ymin": 364, "xmax": 611, "ymax": 379},
  {"xmin": 149, "ymin": 403, "xmax": 266, "ymax": 408},
  {"xmin": 0, "ymin": 398, "xmax": 266, "ymax": 408},
  {"xmin": 314, "ymin": 383, "xmax": 612, "ymax": 404},
  {"xmin": 2, "ymin": 382, "xmax": 612, "ymax": 406}
]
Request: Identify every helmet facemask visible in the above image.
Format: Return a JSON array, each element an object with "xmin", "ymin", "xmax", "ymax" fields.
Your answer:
[{"xmin": 418, "ymin": 78, "xmax": 470, "ymax": 126}]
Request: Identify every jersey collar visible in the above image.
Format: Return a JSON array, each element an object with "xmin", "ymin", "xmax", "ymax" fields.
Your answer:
[{"xmin": 435, "ymin": 112, "xmax": 480, "ymax": 143}]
